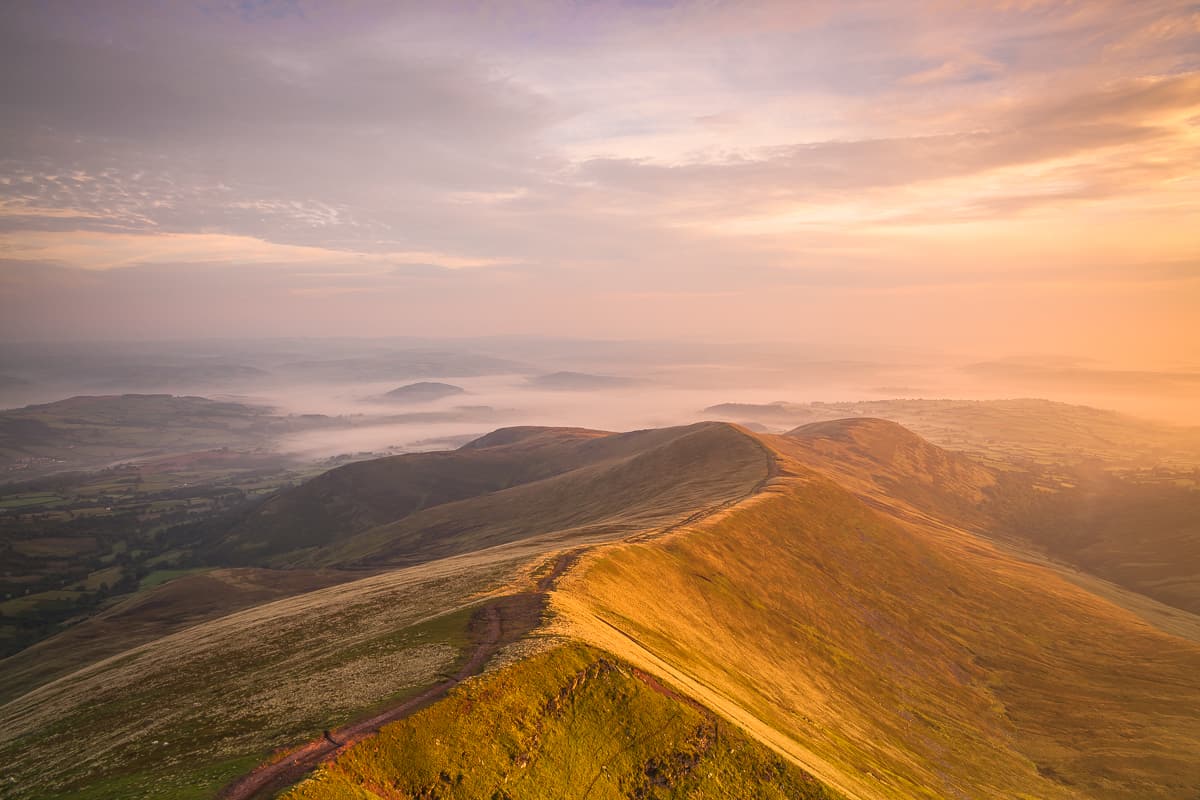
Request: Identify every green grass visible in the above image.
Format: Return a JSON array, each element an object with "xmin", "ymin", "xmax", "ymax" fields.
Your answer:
[
  {"xmin": 138, "ymin": 567, "xmax": 208, "ymax": 590},
  {"xmin": 48, "ymin": 753, "xmax": 263, "ymax": 800},
  {"xmin": 0, "ymin": 555, "xmax": 523, "ymax": 800},
  {"xmin": 70, "ymin": 566, "xmax": 125, "ymax": 591},
  {"xmin": 0, "ymin": 590, "xmax": 85, "ymax": 615},
  {"xmin": 0, "ymin": 492, "xmax": 63, "ymax": 509},
  {"xmin": 284, "ymin": 643, "xmax": 842, "ymax": 800}
]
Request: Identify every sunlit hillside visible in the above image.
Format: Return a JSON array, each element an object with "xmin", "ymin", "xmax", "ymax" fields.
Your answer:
[
  {"xmin": 557, "ymin": 424, "xmax": 1200, "ymax": 799},
  {"xmin": 32, "ymin": 417, "xmax": 1183, "ymax": 800}
]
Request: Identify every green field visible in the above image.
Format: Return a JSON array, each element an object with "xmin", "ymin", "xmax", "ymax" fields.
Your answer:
[{"xmin": 138, "ymin": 568, "xmax": 209, "ymax": 590}]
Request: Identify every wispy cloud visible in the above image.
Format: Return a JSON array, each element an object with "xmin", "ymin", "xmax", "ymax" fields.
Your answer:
[{"xmin": 0, "ymin": 1, "xmax": 1196, "ymax": 361}]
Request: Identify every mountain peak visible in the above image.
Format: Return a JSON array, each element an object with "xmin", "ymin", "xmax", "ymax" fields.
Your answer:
[
  {"xmin": 779, "ymin": 416, "xmax": 996, "ymax": 512},
  {"xmin": 460, "ymin": 425, "xmax": 610, "ymax": 450}
]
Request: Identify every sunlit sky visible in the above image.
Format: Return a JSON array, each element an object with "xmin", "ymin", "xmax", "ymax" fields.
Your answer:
[{"xmin": 1, "ymin": 1, "xmax": 1197, "ymax": 366}]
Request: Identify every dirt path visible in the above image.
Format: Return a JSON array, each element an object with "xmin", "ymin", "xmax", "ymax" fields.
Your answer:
[
  {"xmin": 217, "ymin": 550, "xmax": 581, "ymax": 800},
  {"xmin": 629, "ymin": 428, "xmax": 781, "ymax": 544}
]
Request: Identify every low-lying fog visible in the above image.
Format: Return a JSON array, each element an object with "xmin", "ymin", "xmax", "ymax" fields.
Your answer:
[{"xmin": 1, "ymin": 337, "xmax": 1197, "ymax": 460}]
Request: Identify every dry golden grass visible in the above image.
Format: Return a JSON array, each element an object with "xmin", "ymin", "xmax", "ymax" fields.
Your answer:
[
  {"xmin": 556, "ymin": 445, "xmax": 1200, "ymax": 799},
  {"xmin": 0, "ymin": 423, "xmax": 775, "ymax": 800},
  {"xmin": 281, "ymin": 643, "xmax": 844, "ymax": 800},
  {"xmin": 7, "ymin": 419, "xmax": 1199, "ymax": 800}
]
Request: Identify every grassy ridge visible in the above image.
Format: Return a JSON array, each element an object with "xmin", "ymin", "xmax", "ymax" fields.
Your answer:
[
  {"xmin": 284, "ymin": 643, "xmax": 842, "ymax": 800},
  {"xmin": 560, "ymin": 473, "xmax": 1200, "ymax": 800},
  {"xmin": 213, "ymin": 427, "xmax": 612, "ymax": 562},
  {"xmin": 0, "ymin": 422, "xmax": 773, "ymax": 800},
  {"xmin": 309, "ymin": 422, "xmax": 770, "ymax": 568},
  {"xmin": 7, "ymin": 416, "xmax": 1199, "ymax": 800},
  {"xmin": 706, "ymin": 398, "xmax": 1200, "ymax": 473}
]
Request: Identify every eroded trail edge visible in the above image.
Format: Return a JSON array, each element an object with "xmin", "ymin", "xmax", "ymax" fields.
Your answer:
[{"xmin": 217, "ymin": 550, "xmax": 581, "ymax": 800}]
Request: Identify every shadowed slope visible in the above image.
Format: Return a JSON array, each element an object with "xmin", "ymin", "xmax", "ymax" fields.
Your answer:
[
  {"xmin": 987, "ymin": 468, "xmax": 1200, "ymax": 616},
  {"xmin": 213, "ymin": 427, "xmax": 612, "ymax": 561},
  {"xmin": 293, "ymin": 422, "xmax": 771, "ymax": 568}
]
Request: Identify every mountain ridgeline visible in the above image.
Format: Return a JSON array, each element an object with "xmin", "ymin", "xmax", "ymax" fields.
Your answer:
[
  {"xmin": 2, "ymin": 413, "xmax": 1198, "ymax": 800},
  {"xmin": 210, "ymin": 421, "xmax": 771, "ymax": 566}
]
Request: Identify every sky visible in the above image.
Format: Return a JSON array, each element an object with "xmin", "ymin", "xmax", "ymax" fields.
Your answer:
[{"xmin": 0, "ymin": 0, "xmax": 1197, "ymax": 367}]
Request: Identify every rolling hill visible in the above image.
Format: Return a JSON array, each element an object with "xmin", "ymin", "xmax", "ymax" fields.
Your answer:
[
  {"xmin": 0, "ymin": 394, "xmax": 316, "ymax": 479},
  {"xmin": 377, "ymin": 381, "xmax": 466, "ymax": 403},
  {"xmin": 704, "ymin": 398, "xmax": 1200, "ymax": 472},
  {"xmin": 2, "ymin": 416, "xmax": 1198, "ymax": 799},
  {"xmin": 210, "ymin": 421, "xmax": 771, "ymax": 567},
  {"xmin": 779, "ymin": 418, "xmax": 998, "ymax": 526},
  {"xmin": 556, "ymin": 421, "xmax": 1200, "ymax": 800}
]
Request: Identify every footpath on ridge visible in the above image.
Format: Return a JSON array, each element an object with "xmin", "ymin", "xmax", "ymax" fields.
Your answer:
[{"xmin": 217, "ymin": 551, "xmax": 580, "ymax": 800}]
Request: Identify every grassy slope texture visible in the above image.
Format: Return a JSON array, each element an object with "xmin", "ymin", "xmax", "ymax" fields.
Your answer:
[
  {"xmin": 4, "ymin": 417, "xmax": 1199, "ymax": 800},
  {"xmin": 557, "ymin": 421, "xmax": 1200, "ymax": 800},
  {"xmin": 215, "ymin": 421, "xmax": 769, "ymax": 568},
  {"xmin": 0, "ymin": 423, "xmax": 770, "ymax": 799},
  {"xmin": 283, "ymin": 643, "xmax": 842, "ymax": 800}
]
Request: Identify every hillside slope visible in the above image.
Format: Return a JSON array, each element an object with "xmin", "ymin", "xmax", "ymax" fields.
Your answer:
[
  {"xmin": 0, "ymin": 548, "xmax": 533, "ymax": 799},
  {"xmin": 217, "ymin": 422, "xmax": 770, "ymax": 568},
  {"xmin": 211, "ymin": 426, "xmax": 612, "ymax": 561},
  {"xmin": 283, "ymin": 644, "xmax": 843, "ymax": 800},
  {"xmin": 316, "ymin": 421, "xmax": 771, "ymax": 568},
  {"xmin": 557, "ymin": 422, "xmax": 1200, "ymax": 800},
  {"xmin": 780, "ymin": 418, "xmax": 1200, "ymax": 617},
  {"xmin": 0, "ymin": 422, "xmax": 773, "ymax": 800},
  {"xmin": 6, "ymin": 417, "xmax": 1199, "ymax": 800},
  {"xmin": 0, "ymin": 567, "xmax": 354, "ymax": 705},
  {"xmin": 988, "ymin": 469, "xmax": 1200, "ymax": 615},
  {"xmin": 780, "ymin": 417, "xmax": 997, "ymax": 526}
]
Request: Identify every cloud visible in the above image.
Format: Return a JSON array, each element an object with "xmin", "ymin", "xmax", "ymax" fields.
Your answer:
[
  {"xmin": 572, "ymin": 72, "xmax": 1199, "ymax": 215},
  {"xmin": 0, "ymin": 0, "xmax": 1196, "ymax": 360},
  {"xmin": 0, "ymin": 230, "xmax": 515, "ymax": 271},
  {"xmin": 962, "ymin": 360, "xmax": 1200, "ymax": 393}
]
